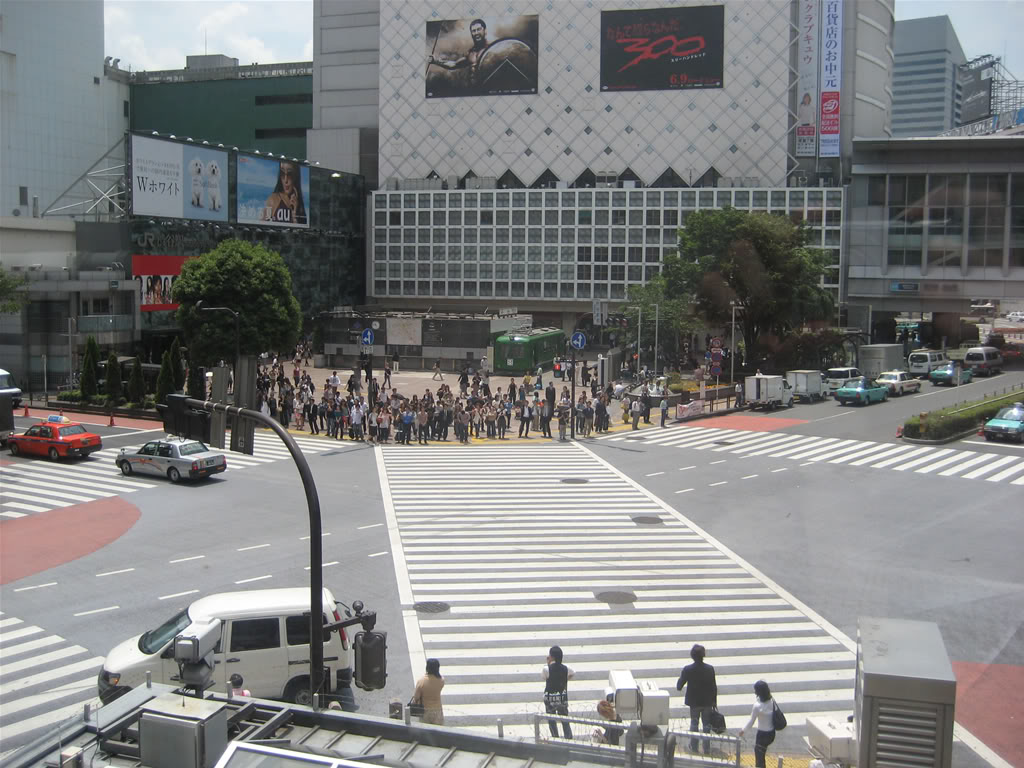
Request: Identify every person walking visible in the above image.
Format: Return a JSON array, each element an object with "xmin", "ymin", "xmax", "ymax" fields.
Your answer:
[
  {"xmin": 676, "ymin": 643, "xmax": 717, "ymax": 755},
  {"xmin": 411, "ymin": 658, "xmax": 445, "ymax": 725},
  {"xmin": 432, "ymin": 359, "xmax": 444, "ymax": 381},
  {"xmin": 630, "ymin": 397, "xmax": 641, "ymax": 430},
  {"xmin": 543, "ymin": 645, "xmax": 574, "ymax": 739},
  {"xmin": 738, "ymin": 680, "xmax": 776, "ymax": 768},
  {"xmin": 660, "ymin": 395, "xmax": 669, "ymax": 427}
]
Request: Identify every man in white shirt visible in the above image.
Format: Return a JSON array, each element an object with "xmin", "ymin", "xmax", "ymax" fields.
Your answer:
[{"xmin": 328, "ymin": 371, "xmax": 341, "ymax": 390}]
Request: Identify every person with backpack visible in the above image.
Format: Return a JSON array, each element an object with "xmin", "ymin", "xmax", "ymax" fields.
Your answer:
[
  {"xmin": 676, "ymin": 643, "xmax": 717, "ymax": 755},
  {"xmin": 738, "ymin": 680, "xmax": 783, "ymax": 767}
]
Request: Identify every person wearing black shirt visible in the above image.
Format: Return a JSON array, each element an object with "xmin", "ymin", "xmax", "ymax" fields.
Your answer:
[
  {"xmin": 543, "ymin": 645, "xmax": 574, "ymax": 739},
  {"xmin": 676, "ymin": 643, "xmax": 717, "ymax": 754}
]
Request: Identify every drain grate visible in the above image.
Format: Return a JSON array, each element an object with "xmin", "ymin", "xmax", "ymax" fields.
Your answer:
[
  {"xmin": 413, "ymin": 602, "xmax": 451, "ymax": 614},
  {"xmin": 632, "ymin": 515, "xmax": 665, "ymax": 525},
  {"xmin": 595, "ymin": 590, "xmax": 637, "ymax": 605},
  {"xmin": 560, "ymin": 477, "xmax": 590, "ymax": 484}
]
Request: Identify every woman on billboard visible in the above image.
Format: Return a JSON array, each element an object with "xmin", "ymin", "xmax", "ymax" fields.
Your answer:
[{"xmin": 261, "ymin": 161, "xmax": 307, "ymax": 226}]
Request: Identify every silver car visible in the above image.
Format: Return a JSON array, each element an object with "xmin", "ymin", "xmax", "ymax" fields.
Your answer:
[{"xmin": 116, "ymin": 438, "xmax": 227, "ymax": 483}]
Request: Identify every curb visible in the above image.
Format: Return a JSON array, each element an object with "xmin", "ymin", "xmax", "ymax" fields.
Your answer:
[{"xmin": 901, "ymin": 426, "xmax": 985, "ymax": 445}]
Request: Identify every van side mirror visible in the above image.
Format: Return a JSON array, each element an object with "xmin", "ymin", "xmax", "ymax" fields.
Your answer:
[{"xmin": 161, "ymin": 645, "xmax": 174, "ymax": 659}]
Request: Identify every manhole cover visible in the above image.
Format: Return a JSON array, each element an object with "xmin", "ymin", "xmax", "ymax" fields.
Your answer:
[
  {"xmin": 625, "ymin": 435, "xmax": 646, "ymax": 440},
  {"xmin": 560, "ymin": 477, "xmax": 590, "ymax": 484},
  {"xmin": 595, "ymin": 591, "xmax": 636, "ymax": 605},
  {"xmin": 413, "ymin": 602, "xmax": 450, "ymax": 614},
  {"xmin": 713, "ymin": 441, "xmax": 734, "ymax": 446},
  {"xmin": 632, "ymin": 515, "xmax": 665, "ymax": 525}
]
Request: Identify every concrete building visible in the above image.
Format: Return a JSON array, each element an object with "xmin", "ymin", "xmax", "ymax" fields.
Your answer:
[{"xmin": 891, "ymin": 16, "xmax": 966, "ymax": 137}]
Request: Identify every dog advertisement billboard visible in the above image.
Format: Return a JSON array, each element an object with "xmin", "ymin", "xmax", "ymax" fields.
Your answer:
[
  {"xmin": 600, "ymin": 5, "xmax": 724, "ymax": 92},
  {"xmin": 236, "ymin": 154, "xmax": 311, "ymax": 228},
  {"xmin": 132, "ymin": 254, "xmax": 192, "ymax": 312},
  {"xmin": 425, "ymin": 15, "xmax": 539, "ymax": 98},
  {"xmin": 130, "ymin": 135, "xmax": 228, "ymax": 222}
]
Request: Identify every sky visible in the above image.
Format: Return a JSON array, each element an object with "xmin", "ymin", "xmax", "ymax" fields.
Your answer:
[{"xmin": 104, "ymin": 0, "xmax": 1020, "ymax": 79}]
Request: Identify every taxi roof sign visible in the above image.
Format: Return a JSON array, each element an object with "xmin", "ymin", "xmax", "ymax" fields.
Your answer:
[{"xmin": 46, "ymin": 414, "xmax": 72, "ymax": 423}]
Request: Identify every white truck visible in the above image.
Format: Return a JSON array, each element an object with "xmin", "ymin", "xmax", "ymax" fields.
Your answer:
[
  {"xmin": 744, "ymin": 374, "xmax": 794, "ymax": 410},
  {"xmin": 858, "ymin": 344, "xmax": 906, "ymax": 381},
  {"xmin": 785, "ymin": 370, "xmax": 824, "ymax": 402}
]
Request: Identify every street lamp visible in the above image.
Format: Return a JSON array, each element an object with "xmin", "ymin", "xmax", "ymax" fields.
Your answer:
[
  {"xmin": 196, "ymin": 300, "xmax": 240, "ymax": 382},
  {"xmin": 651, "ymin": 304, "xmax": 659, "ymax": 376},
  {"xmin": 730, "ymin": 300, "xmax": 739, "ymax": 384}
]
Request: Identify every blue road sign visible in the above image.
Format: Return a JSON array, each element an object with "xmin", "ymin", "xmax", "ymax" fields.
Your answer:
[
  {"xmin": 570, "ymin": 331, "xmax": 587, "ymax": 350},
  {"xmin": 710, "ymin": 364, "xmax": 723, "ymax": 376},
  {"xmin": 361, "ymin": 328, "xmax": 374, "ymax": 346}
]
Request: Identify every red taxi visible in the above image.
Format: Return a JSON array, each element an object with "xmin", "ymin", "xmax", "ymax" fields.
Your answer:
[{"xmin": 7, "ymin": 416, "xmax": 103, "ymax": 460}]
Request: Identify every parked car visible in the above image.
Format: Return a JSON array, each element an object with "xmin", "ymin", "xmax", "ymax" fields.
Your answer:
[
  {"xmin": 7, "ymin": 416, "xmax": 103, "ymax": 460},
  {"xmin": 876, "ymin": 371, "xmax": 922, "ymax": 396},
  {"xmin": 907, "ymin": 349, "xmax": 950, "ymax": 379},
  {"xmin": 824, "ymin": 367, "xmax": 862, "ymax": 397},
  {"xmin": 982, "ymin": 402, "xmax": 1024, "ymax": 443},
  {"xmin": 929, "ymin": 362, "xmax": 973, "ymax": 386},
  {"xmin": 116, "ymin": 438, "xmax": 226, "ymax": 482},
  {"xmin": 964, "ymin": 346, "xmax": 1004, "ymax": 377},
  {"xmin": 835, "ymin": 377, "xmax": 889, "ymax": 406},
  {"xmin": 1006, "ymin": 311, "xmax": 1024, "ymax": 322}
]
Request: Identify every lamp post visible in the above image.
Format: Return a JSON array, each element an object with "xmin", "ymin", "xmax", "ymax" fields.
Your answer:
[
  {"xmin": 730, "ymin": 300, "xmax": 738, "ymax": 384},
  {"xmin": 652, "ymin": 304, "xmax": 659, "ymax": 377}
]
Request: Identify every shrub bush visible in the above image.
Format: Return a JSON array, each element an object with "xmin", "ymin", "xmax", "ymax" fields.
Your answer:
[
  {"xmin": 57, "ymin": 389, "xmax": 82, "ymax": 403},
  {"xmin": 904, "ymin": 389, "xmax": 1024, "ymax": 439}
]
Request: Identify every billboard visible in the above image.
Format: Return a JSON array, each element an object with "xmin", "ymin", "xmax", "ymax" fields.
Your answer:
[
  {"xmin": 959, "ymin": 65, "xmax": 994, "ymax": 125},
  {"xmin": 818, "ymin": 0, "xmax": 843, "ymax": 158},
  {"xmin": 236, "ymin": 155, "xmax": 310, "ymax": 228},
  {"xmin": 425, "ymin": 15, "xmax": 539, "ymax": 98},
  {"xmin": 131, "ymin": 135, "xmax": 228, "ymax": 221},
  {"xmin": 795, "ymin": 0, "xmax": 819, "ymax": 157},
  {"xmin": 132, "ymin": 254, "xmax": 192, "ymax": 312},
  {"xmin": 600, "ymin": 5, "xmax": 724, "ymax": 92}
]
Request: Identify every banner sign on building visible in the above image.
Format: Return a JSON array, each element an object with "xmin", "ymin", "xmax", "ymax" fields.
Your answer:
[
  {"xmin": 600, "ymin": 5, "xmax": 725, "ymax": 92},
  {"xmin": 818, "ymin": 0, "xmax": 843, "ymax": 157},
  {"xmin": 425, "ymin": 15, "xmax": 539, "ymax": 98},
  {"xmin": 130, "ymin": 135, "xmax": 228, "ymax": 222},
  {"xmin": 236, "ymin": 155, "xmax": 311, "ymax": 228},
  {"xmin": 795, "ymin": 0, "xmax": 819, "ymax": 157},
  {"xmin": 958, "ymin": 64, "xmax": 994, "ymax": 125},
  {"xmin": 132, "ymin": 254, "xmax": 192, "ymax": 312}
]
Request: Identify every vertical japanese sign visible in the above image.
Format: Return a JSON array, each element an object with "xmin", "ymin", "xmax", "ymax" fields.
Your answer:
[
  {"xmin": 818, "ymin": 0, "xmax": 843, "ymax": 158},
  {"xmin": 795, "ymin": 0, "xmax": 819, "ymax": 157}
]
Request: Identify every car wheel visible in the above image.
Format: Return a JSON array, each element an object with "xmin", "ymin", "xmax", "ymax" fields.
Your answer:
[
  {"xmin": 167, "ymin": 467, "xmax": 181, "ymax": 483},
  {"xmin": 49, "ymin": 447, "xmax": 60, "ymax": 461},
  {"xmin": 9, "ymin": 442, "xmax": 20, "ymax": 456},
  {"xmin": 284, "ymin": 676, "xmax": 312, "ymax": 706},
  {"xmin": 984, "ymin": 433, "xmax": 993, "ymax": 441},
  {"xmin": 120, "ymin": 461, "xmax": 133, "ymax": 476}
]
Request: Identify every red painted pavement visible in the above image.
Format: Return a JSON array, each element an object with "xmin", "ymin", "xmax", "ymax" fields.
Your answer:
[
  {"xmin": 683, "ymin": 413, "xmax": 808, "ymax": 432},
  {"xmin": 952, "ymin": 661, "xmax": 1024, "ymax": 766},
  {"xmin": 20, "ymin": 406, "xmax": 159, "ymax": 431},
  {"xmin": 0, "ymin": 498, "xmax": 141, "ymax": 585}
]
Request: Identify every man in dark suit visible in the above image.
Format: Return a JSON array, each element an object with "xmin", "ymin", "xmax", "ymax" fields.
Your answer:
[{"xmin": 676, "ymin": 643, "xmax": 717, "ymax": 754}]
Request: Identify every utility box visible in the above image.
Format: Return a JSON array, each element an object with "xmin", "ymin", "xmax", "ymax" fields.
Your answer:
[
  {"xmin": 856, "ymin": 617, "xmax": 956, "ymax": 768},
  {"xmin": 139, "ymin": 693, "xmax": 227, "ymax": 768}
]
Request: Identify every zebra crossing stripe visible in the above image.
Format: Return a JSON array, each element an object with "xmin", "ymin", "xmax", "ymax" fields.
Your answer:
[
  {"xmin": 938, "ymin": 453, "xmax": 992, "ymax": 476},
  {"xmin": 916, "ymin": 451, "xmax": 978, "ymax": 474},
  {"xmin": 961, "ymin": 454, "xmax": 1017, "ymax": 479},
  {"xmin": 892, "ymin": 448, "xmax": 954, "ymax": 472},
  {"xmin": 987, "ymin": 459, "xmax": 1024, "ymax": 482},
  {"xmin": 744, "ymin": 434, "xmax": 820, "ymax": 456}
]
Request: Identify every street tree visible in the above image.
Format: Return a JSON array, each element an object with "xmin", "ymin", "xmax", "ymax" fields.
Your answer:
[
  {"xmin": 665, "ymin": 208, "xmax": 833, "ymax": 364},
  {"xmin": 80, "ymin": 335, "xmax": 100, "ymax": 398},
  {"xmin": 104, "ymin": 351, "xmax": 122, "ymax": 404},
  {"xmin": 128, "ymin": 356, "xmax": 146, "ymax": 405},
  {"xmin": 621, "ymin": 275, "xmax": 698, "ymax": 370},
  {"xmin": 170, "ymin": 336, "xmax": 185, "ymax": 391},
  {"xmin": 155, "ymin": 349, "xmax": 174, "ymax": 405},
  {"xmin": 173, "ymin": 239, "xmax": 302, "ymax": 365},
  {"xmin": 0, "ymin": 268, "xmax": 28, "ymax": 314}
]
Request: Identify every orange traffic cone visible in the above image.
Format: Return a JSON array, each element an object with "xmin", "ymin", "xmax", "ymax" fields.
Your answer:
[
  {"xmin": 22, "ymin": 403, "xmax": 29, "ymax": 417},
  {"xmin": 109, "ymin": 412, "xmax": 116, "ymax": 427}
]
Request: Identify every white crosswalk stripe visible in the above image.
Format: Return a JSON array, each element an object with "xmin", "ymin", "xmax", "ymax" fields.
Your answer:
[
  {"xmin": 0, "ymin": 612, "xmax": 104, "ymax": 753},
  {"xmin": 378, "ymin": 444, "xmax": 857, "ymax": 733},
  {"xmin": 0, "ymin": 431, "xmax": 331, "ymax": 517},
  {"xmin": 595, "ymin": 424, "xmax": 1024, "ymax": 486}
]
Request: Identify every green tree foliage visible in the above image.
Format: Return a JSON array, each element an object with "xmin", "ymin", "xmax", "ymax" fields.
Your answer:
[
  {"xmin": 155, "ymin": 349, "xmax": 174, "ymax": 405},
  {"xmin": 170, "ymin": 336, "xmax": 185, "ymax": 391},
  {"xmin": 80, "ymin": 335, "xmax": 100, "ymax": 398},
  {"xmin": 665, "ymin": 208, "xmax": 834, "ymax": 364},
  {"xmin": 174, "ymin": 239, "xmax": 302, "ymax": 365},
  {"xmin": 104, "ymin": 351, "xmax": 122, "ymax": 403},
  {"xmin": 622, "ymin": 276, "xmax": 699, "ymax": 369},
  {"xmin": 0, "ymin": 268, "xmax": 29, "ymax": 314},
  {"xmin": 128, "ymin": 356, "xmax": 146, "ymax": 405}
]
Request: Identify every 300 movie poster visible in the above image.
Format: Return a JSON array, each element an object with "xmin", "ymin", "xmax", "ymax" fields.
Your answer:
[
  {"xmin": 425, "ymin": 15, "xmax": 538, "ymax": 98},
  {"xmin": 600, "ymin": 5, "xmax": 724, "ymax": 92},
  {"xmin": 236, "ymin": 155, "xmax": 311, "ymax": 228}
]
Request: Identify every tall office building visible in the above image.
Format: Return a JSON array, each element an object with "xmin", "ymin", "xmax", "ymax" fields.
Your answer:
[{"xmin": 891, "ymin": 16, "xmax": 965, "ymax": 137}]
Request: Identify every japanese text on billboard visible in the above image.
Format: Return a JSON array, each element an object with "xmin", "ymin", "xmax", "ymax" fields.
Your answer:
[
  {"xmin": 796, "ymin": 0, "xmax": 819, "ymax": 157},
  {"xmin": 818, "ymin": 0, "xmax": 843, "ymax": 158},
  {"xmin": 131, "ymin": 135, "xmax": 228, "ymax": 222}
]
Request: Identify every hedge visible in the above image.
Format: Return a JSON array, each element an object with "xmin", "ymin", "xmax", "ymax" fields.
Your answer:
[{"xmin": 903, "ymin": 386, "xmax": 1024, "ymax": 440}]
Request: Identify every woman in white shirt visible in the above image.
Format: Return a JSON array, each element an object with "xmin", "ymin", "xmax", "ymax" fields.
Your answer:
[{"xmin": 738, "ymin": 680, "xmax": 775, "ymax": 767}]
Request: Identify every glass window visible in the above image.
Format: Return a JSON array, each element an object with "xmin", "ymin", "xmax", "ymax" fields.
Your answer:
[
  {"xmin": 545, "ymin": 209, "xmax": 559, "ymax": 225},
  {"xmin": 716, "ymin": 191, "xmax": 732, "ymax": 207},
  {"xmin": 629, "ymin": 209, "xmax": 644, "ymax": 225},
  {"xmin": 771, "ymin": 191, "xmax": 786, "ymax": 207},
  {"xmin": 561, "ymin": 228, "xmax": 575, "ymax": 243},
  {"xmin": 432, "ymin": 263, "xmax": 445, "ymax": 277},
  {"xmin": 612, "ymin": 247, "xmax": 625, "ymax": 262},
  {"xmin": 449, "ymin": 193, "xmax": 462, "ymax": 208},
  {"xmin": 752, "ymin": 191, "xmax": 768, "ymax": 207},
  {"xmin": 612, "ymin": 228, "xmax": 626, "ymax": 244},
  {"xmin": 418, "ymin": 263, "xmax": 430, "ymax": 278},
  {"xmin": 594, "ymin": 264, "xmax": 609, "ymax": 280},
  {"xmin": 480, "ymin": 228, "xmax": 494, "ymax": 243},
  {"xmin": 418, "ymin": 281, "xmax": 430, "ymax": 295},
  {"xmin": 464, "ymin": 210, "xmax": 478, "ymax": 226},
  {"xmin": 495, "ymin": 245, "xmax": 509, "ymax": 260},
  {"xmin": 529, "ymin": 209, "xmax": 543, "ymax": 225},
  {"xmin": 577, "ymin": 265, "xmax": 592, "ymax": 280},
  {"xmin": 543, "ymin": 263, "xmax": 558, "ymax": 279},
  {"xmin": 579, "ymin": 192, "xmax": 592, "ymax": 206},
  {"xmin": 389, "ymin": 194, "xmax": 401, "ymax": 209},
  {"xmin": 788, "ymin": 190, "xmax": 805, "ymax": 207},
  {"xmin": 449, "ymin": 246, "xmax": 462, "ymax": 260},
  {"xmin": 527, "ymin": 263, "xmax": 541, "ymax": 279},
  {"xmin": 512, "ymin": 228, "xmax": 526, "ymax": 243},
  {"xmin": 434, "ymin": 193, "xmax": 446, "ymax": 208},
  {"xmin": 528, "ymin": 281, "xmax": 541, "ymax": 297},
  {"xmin": 481, "ymin": 210, "xmax": 494, "ymax": 225},
  {"xmin": 611, "ymin": 265, "xmax": 625, "ymax": 281},
  {"xmin": 699, "ymin": 191, "xmax": 714, "ymax": 207},
  {"xmin": 629, "ymin": 191, "xmax": 643, "ymax": 206},
  {"xmin": 374, "ymin": 211, "xmax": 387, "ymax": 226},
  {"xmin": 479, "ymin": 281, "xmax": 493, "ymax": 296},
  {"xmin": 544, "ymin": 246, "xmax": 558, "ymax": 261},
  {"xmin": 807, "ymin": 189, "xmax": 824, "ymax": 207},
  {"xmin": 645, "ymin": 248, "xmax": 660, "ymax": 262},
  {"xmin": 495, "ymin": 264, "xmax": 509, "ymax": 279},
  {"xmin": 464, "ymin": 281, "xmax": 477, "ymax": 295},
  {"xmin": 433, "ymin": 210, "xmax": 446, "ymax": 226},
  {"xmin": 375, "ymin": 195, "xmax": 387, "ymax": 209},
  {"xmin": 513, "ymin": 191, "xmax": 526, "ymax": 207},
  {"xmin": 512, "ymin": 209, "xmax": 526, "ymax": 225},
  {"xmin": 595, "ymin": 191, "xmax": 610, "ymax": 207},
  {"xmin": 528, "ymin": 191, "xmax": 542, "ymax": 207},
  {"xmin": 826, "ymin": 190, "xmax": 842, "ymax": 207},
  {"xmin": 528, "ymin": 245, "xmax": 542, "ymax": 261},
  {"xmin": 449, "ymin": 211, "xmax": 462, "ymax": 226},
  {"xmin": 511, "ymin": 245, "xmax": 526, "ymax": 260},
  {"xmin": 496, "ymin": 192, "xmax": 509, "ymax": 207},
  {"xmin": 646, "ymin": 229, "xmax": 660, "ymax": 243},
  {"xmin": 561, "ymin": 209, "xmax": 574, "ymax": 224},
  {"xmin": 646, "ymin": 191, "xmax": 661, "ymax": 206},
  {"xmin": 594, "ymin": 228, "xmax": 609, "ymax": 243},
  {"xmin": 480, "ymin": 264, "xmax": 493, "ymax": 278},
  {"xmin": 404, "ymin": 194, "xmax": 415, "ymax": 209},
  {"xmin": 612, "ymin": 191, "xmax": 626, "ymax": 207},
  {"xmin": 528, "ymin": 228, "xmax": 542, "ymax": 243},
  {"xmin": 681, "ymin": 190, "xmax": 696, "ymax": 207},
  {"xmin": 646, "ymin": 209, "xmax": 661, "ymax": 225},
  {"xmin": 418, "ymin": 194, "xmax": 430, "ymax": 208},
  {"xmin": 463, "ymin": 263, "xmax": 476, "ymax": 278},
  {"xmin": 612, "ymin": 209, "xmax": 626, "ymax": 225},
  {"xmin": 511, "ymin": 264, "xmax": 525, "ymax": 279},
  {"xmin": 561, "ymin": 192, "xmax": 575, "ymax": 207},
  {"xmin": 480, "ymin": 193, "xmax": 494, "ymax": 207},
  {"xmin": 579, "ymin": 210, "xmax": 593, "ymax": 225},
  {"xmin": 577, "ymin": 282, "xmax": 591, "ymax": 297},
  {"xmin": 464, "ymin": 193, "xmax": 478, "ymax": 207},
  {"xmin": 628, "ymin": 265, "xmax": 642, "ymax": 281},
  {"xmin": 545, "ymin": 192, "xmax": 558, "ymax": 207},
  {"xmin": 628, "ymin": 228, "xmax": 643, "ymax": 243},
  {"xmin": 230, "ymin": 618, "xmax": 280, "ymax": 652},
  {"xmin": 559, "ymin": 283, "xmax": 573, "ymax": 297},
  {"xmin": 510, "ymin": 282, "xmax": 524, "ymax": 297},
  {"xmin": 595, "ymin": 209, "xmax": 609, "ymax": 225},
  {"xmin": 495, "ymin": 210, "xmax": 509, "ymax": 225}
]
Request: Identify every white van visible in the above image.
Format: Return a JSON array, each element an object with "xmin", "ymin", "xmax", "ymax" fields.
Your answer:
[
  {"xmin": 99, "ymin": 587, "xmax": 353, "ymax": 706},
  {"xmin": 907, "ymin": 350, "xmax": 949, "ymax": 378},
  {"xmin": 0, "ymin": 368, "xmax": 23, "ymax": 408},
  {"xmin": 963, "ymin": 346, "xmax": 1003, "ymax": 376},
  {"xmin": 824, "ymin": 367, "xmax": 861, "ymax": 397}
]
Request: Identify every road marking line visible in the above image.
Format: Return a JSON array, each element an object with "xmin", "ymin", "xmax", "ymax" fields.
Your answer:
[
  {"xmin": 709, "ymin": 460, "xmax": 726, "ymax": 465},
  {"xmin": 235, "ymin": 575, "xmax": 273, "ymax": 584},
  {"xmin": 73, "ymin": 606, "xmax": 119, "ymax": 617},
  {"xmin": 675, "ymin": 488, "xmax": 695, "ymax": 494},
  {"xmin": 169, "ymin": 555, "xmax": 205, "ymax": 563},
  {"xmin": 236, "ymin": 543, "xmax": 270, "ymax": 551},
  {"xmin": 800, "ymin": 462, "xmax": 814, "ymax": 466},
  {"xmin": 679, "ymin": 466, "xmax": 696, "ymax": 471},
  {"xmin": 771, "ymin": 468, "xmax": 788, "ymax": 473},
  {"xmin": 709, "ymin": 481, "xmax": 728, "ymax": 487},
  {"xmin": 645, "ymin": 471, "xmax": 664, "ymax": 476},
  {"xmin": 368, "ymin": 551, "xmax": 389, "ymax": 558},
  {"xmin": 811, "ymin": 410, "xmax": 854, "ymax": 421},
  {"xmin": 304, "ymin": 561, "xmax": 340, "ymax": 569},
  {"xmin": 357, "ymin": 523, "xmax": 383, "ymax": 530},
  {"xmin": 159, "ymin": 589, "xmax": 200, "ymax": 600},
  {"xmin": 95, "ymin": 568, "xmax": 134, "ymax": 577},
  {"xmin": 13, "ymin": 582, "xmax": 57, "ymax": 592},
  {"xmin": 963, "ymin": 439, "xmax": 1024, "ymax": 451},
  {"xmin": 741, "ymin": 474, "xmax": 758, "ymax": 479},
  {"xmin": 299, "ymin": 532, "xmax": 332, "ymax": 540}
]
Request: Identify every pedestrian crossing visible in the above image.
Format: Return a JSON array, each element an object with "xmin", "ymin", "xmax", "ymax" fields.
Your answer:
[
  {"xmin": 0, "ymin": 432, "xmax": 332, "ymax": 519},
  {"xmin": 378, "ymin": 444, "xmax": 857, "ymax": 739},
  {"xmin": 0, "ymin": 611, "xmax": 104, "ymax": 755},
  {"xmin": 597, "ymin": 425, "xmax": 1024, "ymax": 486}
]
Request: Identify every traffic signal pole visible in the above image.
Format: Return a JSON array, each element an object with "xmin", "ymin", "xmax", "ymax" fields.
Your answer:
[{"xmin": 570, "ymin": 347, "xmax": 576, "ymax": 440}]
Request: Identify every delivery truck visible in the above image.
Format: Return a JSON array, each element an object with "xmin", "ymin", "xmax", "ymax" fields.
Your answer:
[
  {"xmin": 785, "ymin": 370, "xmax": 824, "ymax": 402},
  {"xmin": 744, "ymin": 374, "xmax": 794, "ymax": 410},
  {"xmin": 858, "ymin": 344, "xmax": 906, "ymax": 380}
]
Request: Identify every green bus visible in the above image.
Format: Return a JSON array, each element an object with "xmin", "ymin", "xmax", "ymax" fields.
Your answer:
[{"xmin": 493, "ymin": 328, "xmax": 566, "ymax": 374}]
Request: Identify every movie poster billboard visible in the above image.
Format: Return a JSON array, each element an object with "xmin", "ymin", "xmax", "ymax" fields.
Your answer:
[
  {"xmin": 959, "ymin": 64, "xmax": 994, "ymax": 125},
  {"xmin": 795, "ymin": 0, "xmax": 819, "ymax": 157},
  {"xmin": 236, "ymin": 154, "xmax": 311, "ymax": 228},
  {"xmin": 132, "ymin": 254, "xmax": 192, "ymax": 312},
  {"xmin": 600, "ymin": 5, "xmax": 724, "ymax": 92},
  {"xmin": 131, "ymin": 135, "xmax": 228, "ymax": 222},
  {"xmin": 818, "ymin": 0, "xmax": 843, "ymax": 158},
  {"xmin": 425, "ymin": 15, "xmax": 539, "ymax": 98}
]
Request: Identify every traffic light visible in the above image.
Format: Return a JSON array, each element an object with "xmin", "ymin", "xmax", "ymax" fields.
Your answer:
[
  {"xmin": 157, "ymin": 394, "xmax": 211, "ymax": 443},
  {"xmin": 353, "ymin": 630, "xmax": 388, "ymax": 691},
  {"xmin": 553, "ymin": 360, "xmax": 564, "ymax": 379}
]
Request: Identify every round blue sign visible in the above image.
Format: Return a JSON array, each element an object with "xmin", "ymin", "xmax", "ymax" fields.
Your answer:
[
  {"xmin": 361, "ymin": 328, "xmax": 374, "ymax": 346},
  {"xmin": 571, "ymin": 331, "xmax": 587, "ymax": 350}
]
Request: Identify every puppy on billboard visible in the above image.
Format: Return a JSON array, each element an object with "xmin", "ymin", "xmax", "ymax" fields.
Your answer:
[{"xmin": 426, "ymin": 15, "xmax": 538, "ymax": 98}]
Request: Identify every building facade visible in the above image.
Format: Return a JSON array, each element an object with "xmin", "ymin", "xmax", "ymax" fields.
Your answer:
[{"xmin": 890, "ymin": 16, "xmax": 966, "ymax": 137}]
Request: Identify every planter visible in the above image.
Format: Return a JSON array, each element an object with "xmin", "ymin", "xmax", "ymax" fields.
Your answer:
[{"xmin": 46, "ymin": 401, "xmax": 161, "ymax": 421}]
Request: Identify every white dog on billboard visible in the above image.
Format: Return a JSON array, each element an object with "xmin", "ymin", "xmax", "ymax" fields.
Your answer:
[
  {"xmin": 205, "ymin": 160, "xmax": 222, "ymax": 211},
  {"xmin": 189, "ymin": 156, "xmax": 205, "ymax": 208}
]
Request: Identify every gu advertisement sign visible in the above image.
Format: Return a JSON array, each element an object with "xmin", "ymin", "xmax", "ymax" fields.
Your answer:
[
  {"xmin": 959, "ymin": 65, "xmax": 994, "ymax": 125},
  {"xmin": 795, "ymin": 0, "xmax": 819, "ymax": 157},
  {"xmin": 236, "ymin": 155, "xmax": 310, "ymax": 228},
  {"xmin": 425, "ymin": 15, "xmax": 539, "ymax": 98},
  {"xmin": 818, "ymin": 0, "xmax": 843, "ymax": 158},
  {"xmin": 132, "ymin": 254, "xmax": 192, "ymax": 312},
  {"xmin": 130, "ymin": 135, "xmax": 228, "ymax": 222},
  {"xmin": 600, "ymin": 5, "xmax": 725, "ymax": 92}
]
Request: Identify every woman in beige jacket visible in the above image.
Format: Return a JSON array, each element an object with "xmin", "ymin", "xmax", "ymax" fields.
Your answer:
[{"xmin": 412, "ymin": 658, "xmax": 445, "ymax": 725}]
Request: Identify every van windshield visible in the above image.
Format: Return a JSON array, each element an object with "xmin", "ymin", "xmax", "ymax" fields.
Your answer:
[
  {"xmin": 826, "ymin": 369, "xmax": 852, "ymax": 379},
  {"xmin": 0, "ymin": 373, "xmax": 14, "ymax": 388},
  {"xmin": 138, "ymin": 608, "xmax": 191, "ymax": 654}
]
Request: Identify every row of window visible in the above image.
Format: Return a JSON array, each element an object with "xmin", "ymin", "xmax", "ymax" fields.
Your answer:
[
  {"xmin": 374, "ymin": 208, "xmax": 843, "ymax": 227},
  {"xmin": 372, "ymin": 262, "xmax": 664, "ymax": 281},
  {"xmin": 374, "ymin": 189, "xmax": 843, "ymax": 210}
]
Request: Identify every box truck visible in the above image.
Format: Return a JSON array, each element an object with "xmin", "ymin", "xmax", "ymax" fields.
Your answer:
[
  {"xmin": 744, "ymin": 375, "xmax": 794, "ymax": 410},
  {"xmin": 858, "ymin": 344, "xmax": 906, "ymax": 380},
  {"xmin": 785, "ymin": 370, "xmax": 824, "ymax": 402}
]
